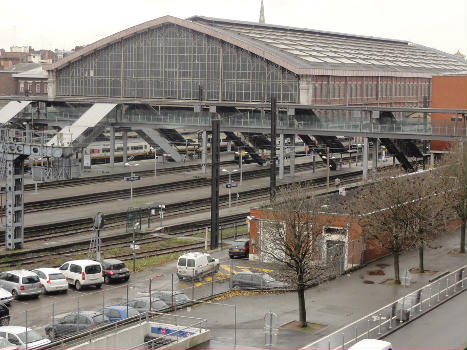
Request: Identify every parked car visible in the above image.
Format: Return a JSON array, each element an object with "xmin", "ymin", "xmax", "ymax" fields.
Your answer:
[
  {"xmin": 31, "ymin": 268, "xmax": 67, "ymax": 294},
  {"xmin": 0, "ymin": 336, "xmax": 17, "ymax": 350},
  {"xmin": 176, "ymin": 252, "xmax": 219, "ymax": 281},
  {"xmin": 58, "ymin": 260, "xmax": 104, "ymax": 290},
  {"xmin": 228, "ymin": 239, "xmax": 250, "ymax": 259},
  {"xmin": 150, "ymin": 291, "xmax": 190, "ymax": 307},
  {"xmin": 100, "ymin": 259, "xmax": 130, "ymax": 284},
  {"xmin": 45, "ymin": 311, "xmax": 110, "ymax": 341},
  {"xmin": 231, "ymin": 272, "xmax": 287, "ymax": 290},
  {"xmin": 120, "ymin": 297, "xmax": 169, "ymax": 313},
  {"xmin": 348, "ymin": 339, "xmax": 392, "ymax": 350},
  {"xmin": 103, "ymin": 306, "xmax": 140, "ymax": 322},
  {"xmin": 0, "ymin": 271, "xmax": 42, "ymax": 299},
  {"xmin": 0, "ymin": 326, "xmax": 51, "ymax": 349},
  {"xmin": 0, "ymin": 303, "xmax": 10, "ymax": 326},
  {"xmin": 0, "ymin": 287, "xmax": 13, "ymax": 306}
]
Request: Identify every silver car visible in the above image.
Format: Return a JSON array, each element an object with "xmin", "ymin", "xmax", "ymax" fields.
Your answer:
[{"xmin": 0, "ymin": 271, "xmax": 42, "ymax": 299}]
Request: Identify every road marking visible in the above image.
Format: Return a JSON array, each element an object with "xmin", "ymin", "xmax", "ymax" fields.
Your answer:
[
  {"xmin": 220, "ymin": 264, "xmax": 238, "ymax": 274},
  {"xmin": 236, "ymin": 266, "xmax": 273, "ymax": 273}
]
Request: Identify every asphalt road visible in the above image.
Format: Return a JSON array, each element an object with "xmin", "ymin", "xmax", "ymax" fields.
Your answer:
[{"xmin": 384, "ymin": 290, "xmax": 467, "ymax": 350}]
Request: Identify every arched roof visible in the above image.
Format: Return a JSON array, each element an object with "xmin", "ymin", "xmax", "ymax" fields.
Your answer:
[{"xmin": 46, "ymin": 15, "xmax": 466, "ymax": 77}]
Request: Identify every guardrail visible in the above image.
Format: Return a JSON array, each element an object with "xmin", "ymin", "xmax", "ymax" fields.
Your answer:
[{"xmin": 301, "ymin": 265, "xmax": 467, "ymax": 350}]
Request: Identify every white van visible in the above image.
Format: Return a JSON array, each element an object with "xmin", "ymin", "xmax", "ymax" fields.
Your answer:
[
  {"xmin": 59, "ymin": 260, "xmax": 104, "ymax": 290},
  {"xmin": 348, "ymin": 339, "xmax": 392, "ymax": 350},
  {"xmin": 176, "ymin": 252, "xmax": 219, "ymax": 281}
]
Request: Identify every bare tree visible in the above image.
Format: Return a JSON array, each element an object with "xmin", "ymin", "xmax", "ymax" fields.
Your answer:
[
  {"xmin": 258, "ymin": 184, "xmax": 340, "ymax": 328},
  {"xmin": 438, "ymin": 141, "xmax": 467, "ymax": 253},
  {"xmin": 350, "ymin": 169, "xmax": 419, "ymax": 284},
  {"xmin": 407, "ymin": 171, "xmax": 448, "ymax": 272}
]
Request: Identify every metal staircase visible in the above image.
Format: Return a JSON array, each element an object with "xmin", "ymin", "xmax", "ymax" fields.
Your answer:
[
  {"xmin": 224, "ymin": 131, "xmax": 265, "ymax": 165},
  {"xmin": 380, "ymin": 138, "xmax": 414, "ymax": 172},
  {"xmin": 298, "ymin": 135, "xmax": 337, "ymax": 170}
]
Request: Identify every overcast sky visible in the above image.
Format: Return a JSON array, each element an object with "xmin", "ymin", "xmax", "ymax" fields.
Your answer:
[{"xmin": 1, "ymin": 0, "xmax": 465, "ymax": 56}]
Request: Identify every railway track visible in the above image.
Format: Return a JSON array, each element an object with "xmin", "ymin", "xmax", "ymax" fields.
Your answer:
[
  {"xmin": 21, "ymin": 160, "xmax": 329, "ymax": 213},
  {"xmin": 0, "ymin": 213, "xmax": 248, "ymax": 269},
  {"xmin": 22, "ymin": 160, "xmax": 236, "ymax": 191}
]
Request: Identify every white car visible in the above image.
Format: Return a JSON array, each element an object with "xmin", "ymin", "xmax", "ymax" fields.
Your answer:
[
  {"xmin": 0, "ymin": 288, "xmax": 13, "ymax": 306},
  {"xmin": 31, "ymin": 268, "xmax": 68, "ymax": 294},
  {"xmin": 0, "ymin": 336, "xmax": 17, "ymax": 350},
  {"xmin": 58, "ymin": 260, "xmax": 104, "ymax": 290},
  {"xmin": 176, "ymin": 252, "xmax": 219, "ymax": 280},
  {"xmin": 0, "ymin": 326, "xmax": 51, "ymax": 349},
  {"xmin": 348, "ymin": 339, "xmax": 392, "ymax": 350}
]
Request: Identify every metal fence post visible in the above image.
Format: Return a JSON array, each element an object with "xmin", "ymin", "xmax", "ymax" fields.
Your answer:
[
  {"xmin": 367, "ymin": 318, "xmax": 370, "ymax": 338},
  {"xmin": 428, "ymin": 288, "xmax": 432, "ymax": 307},
  {"xmin": 211, "ymin": 269, "xmax": 214, "ymax": 296},
  {"xmin": 354, "ymin": 325, "xmax": 358, "ymax": 343},
  {"xmin": 342, "ymin": 333, "xmax": 345, "ymax": 350},
  {"xmin": 388, "ymin": 310, "xmax": 392, "ymax": 329},
  {"xmin": 220, "ymin": 225, "xmax": 223, "ymax": 249},
  {"xmin": 446, "ymin": 277, "xmax": 449, "ymax": 297},
  {"xmin": 192, "ymin": 270, "xmax": 195, "ymax": 301},
  {"xmin": 25, "ymin": 310, "xmax": 28, "ymax": 350},
  {"xmin": 102, "ymin": 289, "xmax": 105, "ymax": 320},
  {"xmin": 52, "ymin": 303, "xmax": 55, "ymax": 327},
  {"xmin": 126, "ymin": 284, "xmax": 129, "ymax": 317},
  {"xmin": 230, "ymin": 259, "xmax": 233, "ymax": 289},
  {"xmin": 462, "ymin": 269, "xmax": 465, "ymax": 288},
  {"xmin": 328, "ymin": 339, "xmax": 331, "ymax": 350},
  {"xmin": 378, "ymin": 314, "xmax": 382, "ymax": 335},
  {"xmin": 234, "ymin": 304, "xmax": 237, "ymax": 346},
  {"xmin": 171, "ymin": 274, "xmax": 174, "ymax": 308},
  {"xmin": 77, "ymin": 295, "xmax": 80, "ymax": 334}
]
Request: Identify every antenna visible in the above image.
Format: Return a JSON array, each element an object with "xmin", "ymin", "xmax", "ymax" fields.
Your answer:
[{"xmin": 259, "ymin": 0, "xmax": 265, "ymax": 24}]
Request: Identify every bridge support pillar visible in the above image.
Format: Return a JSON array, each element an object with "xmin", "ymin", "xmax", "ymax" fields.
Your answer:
[
  {"xmin": 122, "ymin": 130, "xmax": 128, "ymax": 164},
  {"xmin": 362, "ymin": 137, "xmax": 369, "ymax": 182},
  {"xmin": 289, "ymin": 135, "xmax": 295, "ymax": 177},
  {"xmin": 202, "ymin": 130, "xmax": 207, "ymax": 174},
  {"xmin": 279, "ymin": 134, "xmax": 284, "ymax": 180},
  {"xmin": 110, "ymin": 126, "xmax": 115, "ymax": 167},
  {"xmin": 372, "ymin": 138, "xmax": 379, "ymax": 174}
]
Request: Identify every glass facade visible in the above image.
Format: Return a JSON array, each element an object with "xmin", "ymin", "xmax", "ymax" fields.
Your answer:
[{"xmin": 56, "ymin": 24, "xmax": 299, "ymax": 103}]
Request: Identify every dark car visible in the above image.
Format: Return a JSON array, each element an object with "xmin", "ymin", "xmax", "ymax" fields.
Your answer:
[
  {"xmin": 0, "ymin": 304, "xmax": 9, "ymax": 326},
  {"xmin": 100, "ymin": 259, "xmax": 130, "ymax": 284},
  {"xmin": 45, "ymin": 311, "xmax": 110, "ymax": 341},
  {"xmin": 231, "ymin": 272, "xmax": 287, "ymax": 290},
  {"xmin": 104, "ymin": 306, "xmax": 140, "ymax": 322},
  {"xmin": 229, "ymin": 239, "xmax": 249, "ymax": 259},
  {"xmin": 121, "ymin": 297, "xmax": 169, "ymax": 313},
  {"xmin": 150, "ymin": 291, "xmax": 190, "ymax": 307}
]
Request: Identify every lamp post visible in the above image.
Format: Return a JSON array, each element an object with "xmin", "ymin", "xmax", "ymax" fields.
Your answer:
[
  {"xmin": 222, "ymin": 168, "xmax": 238, "ymax": 208},
  {"xmin": 125, "ymin": 162, "xmax": 139, "ymax": 203},
  {"xmin": 150, "ymin": 147, "xmax": 157, "ymax": 178}
]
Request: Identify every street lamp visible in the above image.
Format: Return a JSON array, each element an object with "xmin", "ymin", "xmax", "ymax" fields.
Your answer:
[
  {"xmin": 149, "ymin": 147, "xmax": 157, "ymax": 178},
  {"xmin": 125, "ymin": 162, "xmax": 139, "ymax": 203},
  {"xmin": 222, "ymin": 168, "xmax": 239, "ymax": 208}
]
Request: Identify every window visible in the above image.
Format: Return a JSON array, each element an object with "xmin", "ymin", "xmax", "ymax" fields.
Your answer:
[
  {"xmin": 77, "ymin": 315, "xmax": 92, "ymax": 324},
  {"xmin": 44, "ymin": 83, "xmax": 48, "ymax": 93},
  {"xmin": 187, "ymin": 259, "xmax": 195, "ymax": 267},
  {"xmin": 70, "ymin": 264, "xmax": 82, "ymax": 273},
  {"xmin": 19, "ymin": 81, "xmax": 24, "ymax": 93},
  {"xmin": 36, "ymin": 83, "xmax": 41, "ymax": 93},
  {"xmin": 22, "ymin": 275, "xmax": 39, "ymax": 284},
  {"xmin": 178, "ymin": 258, "xmax": 186, "ymax": 266},
  {"xmin": 27, "ymin": 83, "xmax": 32, "ymax": 92},
  {"xmin": 49, "ymin": 273, "xmax": 66, "ymax": 280},
  {"xmin": 59, "ymin": 263, "xmax": 69, "ymax": 271},
  {"xmin": 85, "ymin": 265, "xmax": 101, "ymax": 274},
  {"xmin": 61, "ymin": 314, "xmax": 76, "ymax": 324}
]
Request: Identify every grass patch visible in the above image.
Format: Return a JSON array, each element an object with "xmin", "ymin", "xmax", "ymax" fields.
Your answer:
[{"xmin": 133, "ymin": 252, "xmax": 184, "ymax": 272}]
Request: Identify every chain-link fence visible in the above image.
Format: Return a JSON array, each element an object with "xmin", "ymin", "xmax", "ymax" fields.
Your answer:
[{"xmin": 301, "ymin": 265, "xmax": 467, "ymax": 350}]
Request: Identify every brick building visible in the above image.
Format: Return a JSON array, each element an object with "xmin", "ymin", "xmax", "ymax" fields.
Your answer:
[
  {"xmin": 0, "ymin": 49, "xmax": 28, "ymax": 69},
  {"xmin": 248, "ymin": 193, "xmax": 391, "ymax": 271},
  {"xmin": 431, "ymin": 73, "xmax": 467, "ymax": 152},
  {"xmin": 0, "ymin": 63, "xmax": 45, "ymax": 96}
]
